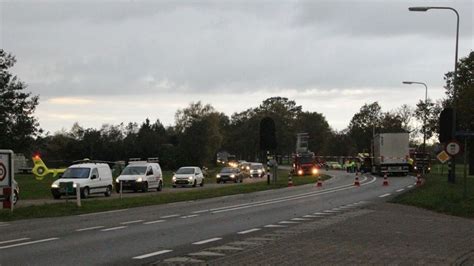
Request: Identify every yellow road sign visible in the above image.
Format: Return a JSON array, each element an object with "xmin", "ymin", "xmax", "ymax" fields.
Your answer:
[{"xmin": 436, "ymin": 151, "xmax": 450, "ymax": 164}]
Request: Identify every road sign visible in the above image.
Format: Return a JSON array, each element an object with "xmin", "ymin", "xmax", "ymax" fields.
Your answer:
[
  {"xmin": 445, "ymin": 141, "xmax": 461, "ymax": 156},
  {"xmin": 0, "ymin": 150, "xmax": 13, "ymax": 188},
  {"xmin": 436, "ymin": 151, "xmax": 450, "ymax": 164}
]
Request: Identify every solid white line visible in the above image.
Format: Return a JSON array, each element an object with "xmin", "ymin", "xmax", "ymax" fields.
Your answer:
[
  {"xmin": 0, "ymin": 238, "xmax": 30, "ymax": 245},
  {"xmin": 160, "ymin": 214, "xmax": 180, "ymax": 219},
  {"xmin": 192, "ymin": 238, "xmax": 222, "ymax": 245},
  {"xmin": 120, "ymin": 220, "xmax": 144, "ymax": 225},
  {"xmin": 238, "ymin": 228, "xmax": 261, "ymax": 235},
  {"xmin": 101, "ymin": 226, "xmax": 127, "ymax": 232},
  {"xmin": 264, "ymin": 224, "xmax": 287, "ymax": 228},
  {"xmin": 75, "ymin": 226, "xmax": 105, "ymax": 232},
  {"xmin": 396, "ymin": 189, "xmax": 405, "ymax": 192},
  {"xmin": 192, "ymin": 210, "xmax": 209, "ymax": 214},
  {"xmin": 78, "ymin": 209, "xmax": 129, "ymax": 217},
  {"xmin": 0, "ymin": 238, "xmax": 59, "ymax": 250},
  {"xmin": 133, "ymin": 249, "xmax": 173, "ymax": 259},
  {"xmin": 143, "ymin": 220, "xmax": 165, "ymax": 225},
  {"xmin": 180, "ymin": 214, "xmax": 199, "ymax": 219},
  {"xmin": 379, "ymin": 193, "xmax": 391, "ymax": 198}
]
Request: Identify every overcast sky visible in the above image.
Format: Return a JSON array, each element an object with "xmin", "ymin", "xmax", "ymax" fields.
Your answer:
[{"xmin": 1, "ymin": 0, "xmax": 472, "ymax": 134}]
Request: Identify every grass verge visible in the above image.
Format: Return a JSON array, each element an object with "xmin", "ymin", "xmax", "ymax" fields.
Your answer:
[
  {"xmin": 1, "ymin": 171, "xmax": 329, "ymax": 221},
  {"xmin": 390, "ymin": 173, "xmax": 474, "ymax": 218}
]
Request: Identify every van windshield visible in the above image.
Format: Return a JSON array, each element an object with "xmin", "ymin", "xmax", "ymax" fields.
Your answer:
[
  {"xmin": 62, "ymin": 168, "xmax": 90, "ymax": 179},
  {"xmin": 122, "ymin": 166, "xmax": 147, "ymax": 175},
  {"xmin": 176, "ymin": 168, "xmax": 195, "ymax": 174},
  {"xmin": 250, "ymin": 165, "xmax": 262, "ymax": 170}
]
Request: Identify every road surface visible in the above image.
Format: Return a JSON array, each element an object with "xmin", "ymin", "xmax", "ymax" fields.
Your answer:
[{"xmin": 0, "ymin": 170, "xmax": 416, "ymax": 265}]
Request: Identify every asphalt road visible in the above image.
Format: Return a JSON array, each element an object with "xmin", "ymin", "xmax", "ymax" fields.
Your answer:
[{"xmin": 0, "ymin": 170, "xmax": 416, "ymax": 265}]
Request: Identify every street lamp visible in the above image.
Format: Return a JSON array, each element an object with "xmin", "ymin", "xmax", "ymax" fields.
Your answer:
[
  {"xmin": 403, "ymin": 81, "xmax": 428, "ymax": 176},
  {"xmin": 409, "ymin": 6, "xmax": 460, "ymax": 183}
]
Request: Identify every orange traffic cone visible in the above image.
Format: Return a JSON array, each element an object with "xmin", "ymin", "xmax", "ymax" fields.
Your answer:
[
  {"xmin": 316, "ymin": 176, "xmax": 323, "ymax": 187},
  {"xmin": 383, "ymin": 173, "xmax": 389, "ymax": 186},
  {"xmin": 288, "ymin": 174, "xmax": 293, "ymax": 187},
  {"xmin": 416, "ymin": 173, "xmax": 422, "ymax": 186},
  {"xmin": 354, "ymin": 172, "xmax": 360, "ymax": 186}
]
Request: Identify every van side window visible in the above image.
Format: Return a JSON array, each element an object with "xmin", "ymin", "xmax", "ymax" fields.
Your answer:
[
  {"xmin": 91, "ymin": 168, "xmax": 99, "ymax": 178},
  {"xmin": 146, "ymin": 167, "xmax": 154, "ymax": 176}
]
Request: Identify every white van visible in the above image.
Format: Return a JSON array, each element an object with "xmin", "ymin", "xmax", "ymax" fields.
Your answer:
[
  {"xmin": 51, "ymin": 162, "xmax": 113, "ymax": 199},
  {"xmin": 115, "ymin": 160, "xmax": 163, "ymax": 192}
]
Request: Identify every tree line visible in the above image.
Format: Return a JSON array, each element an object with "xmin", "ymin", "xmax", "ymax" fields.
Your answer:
[{"xmin": 1, "ymin": 49, "xmax": 472, "ymax": 171}]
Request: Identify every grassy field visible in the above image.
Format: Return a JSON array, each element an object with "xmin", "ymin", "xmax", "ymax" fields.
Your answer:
[
  {"xmin": 1, "ymin": 170, "xmax": 328, "ymax": 221},
  {"xmin": 391, "ymin": 171, "xmax": 474, "ymax": 218}
]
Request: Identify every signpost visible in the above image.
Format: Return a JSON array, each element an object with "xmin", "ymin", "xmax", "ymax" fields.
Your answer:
[{"xmin": 0, "ymin": 150, "xmax": 14, "ymax": 212}]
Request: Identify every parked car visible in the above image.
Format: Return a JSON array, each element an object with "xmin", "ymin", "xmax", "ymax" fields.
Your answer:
[
  {"xmin": 172, "ymin": 166, "xmax": 204, "ymax": 187},
  {"xmin": 51, "ymin": 161, "xmax": 113, "ymax": 199},
  {"xmin": 12, "ymin": 179, "xmax": 19, "ymax": 205},
  {"xmin": 326, "ymin": 161, "xmax": 343, "ymax": 170},
  {"xmin": 249, "ymin": 163, "xmax": 265, "ymax": 178},
  {"xmin": 216, "ymin": 167, "xmax": 244, "ymax": 183},
  {"xmin": 115, "ymin": 160, "xmax": 163, "ymax": 192}
]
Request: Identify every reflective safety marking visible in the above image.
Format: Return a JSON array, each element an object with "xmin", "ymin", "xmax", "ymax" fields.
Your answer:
[
  {"xmin": 0, "ymin": 238, "xmax": 59, "ymax": 250},
  {"xmin": 143, "ymin": 220, "xmax": 165, "ymax": 225},
  {"xmin": 133, "ymin": 249, "xmax": 173, "ymax": 259},
  {"xmin": 379, "ymin": 193, "xmax": 391, "ymax": 198},
  {"xmin": 120, "ymin": 220, "xmax": 144, "ymax": 225},
  {"xmin": 161, "ymin": 214, "xmax": 180, "ymax": 219},
  {"xmin": 75, "ymin": 226, "xmax": 105, "ymax": 232},
  {"xmin": 0, "ymin": 238, "xmax": 30, "ymax": 245},
  {"xmin": 101, "ymin": 226, "xmax": 127, "ymax": 232},
  {"xmin": 238, "ymin": 228, "xmax": 261, "ymax": 235},
  {"xmin": 192, "ymin": 238, "xmax": 222, "ymax": 245},
  {"xmin": 396, "ymin": 189, "xmax": 405, "ymax": 192}
]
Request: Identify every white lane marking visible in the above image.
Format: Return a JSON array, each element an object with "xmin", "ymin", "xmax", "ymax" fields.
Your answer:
[
  {"xmin": 0, "ymin": 223, "xmax": 10, "ymax": 227},
  {"xmin": 313, "ymin": 212, "xmax": 330, "ymax": 215},
  {"xmin": 238, "ymin": 228, "xmax": 261, "ymax": 235},
  {"xmin": 264, "ymin": 224, "xmax": 287, "ymax": 228},
  {"xmin": 323, "ymin": 210, "xmax": 339, "ymax": 213},
  {"xmin": 192, "ymin": 210, "xmax": 209, "ymax": 214},
  {"xmin": 379, "ymin": 193, "xmax": 391, "ymax": 198},
  {"xmin": 161, "ymin": 214, "xmax": 180, "ymax": 219},
  {"xmin": 278, "ymin": 221, "xmax": 299, "ymax": 224},
  {"xmin": 210, "ymin": 176, "xmax": 373, "ymax": 213},
  {"xmin": 212, "ymin": 176, "xmax": 377, "ymax": 214},
  {"xmin": 291, "ymin": 218, "xmax": 309, "ymax": 221},
  {"xmin": 78, "ymin": 209, "xmax": 128, "ymax": 217},
  {"xmin": 120, "ymin": 220, "xmax": 144, "ymax": 225},
  {"xmin": 75, "ymin": 226, "xmax": 105, "ymax": 232},
  {"xmin": 143, "ymin": 220, "xmax": 165, "ymax": 225},
  {"xmin": 0, "ymin": 238, "xmax": 59, "ymax": 250},
  {"xmin": 192, "ymin": 238, "xmax": 222, "ymax": 245},
  {"xmin": 101, "ymin": 226, "xmax": 127, "ymax": 232},
  {"xmin": 0, "ymin": 238, "xmax": 30, "ymax": 245},
  {"xmin": 303, "ymin": 215, "xmax": 319, "ymax": 218},
  {"xmin": 133, "ymin": 249, "xmax": 173, "ymax": 259},
  {"xmin": 396, "ymin": 189, "xmax": 405, "ymax": 192},
  {"xmin": 180, "ymin": 214, "xmax": 199, "ymax": 219},
  {"xmin": 407, "ymin": 185, "xmax": 414, "ymax": 188}
]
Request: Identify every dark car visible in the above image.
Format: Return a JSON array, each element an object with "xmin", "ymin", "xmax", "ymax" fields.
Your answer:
[{"xmin": 216, "ymin": 167, "xmax": 244, "ymax": 183}]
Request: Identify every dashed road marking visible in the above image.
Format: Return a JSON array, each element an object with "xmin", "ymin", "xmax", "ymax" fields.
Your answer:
[
  {"xmin": 180, "ymin": 214, "xmax": 199, "ymax": 219},
  {"xmin": 161, "ymin": 214, "xmax": 180, "ymax": 219},
  {"xmin": 120, "ymin": 220, "xmax": 144, "ymax": 225},
  {"xmin": 302, "ymin": 215, "xmax": 319, "ymax": 218},
  {"xmin": 264, "ymin": 224, "xmax": 287, "ymax": 228},
  {"xmin": 75, "ymin": 226, "xmax": 105, "ymax": 232},
  {"xmin": 396, "ymin": 189, "xmax": 405, "ymax": 192},
  {"xmin": 143, "ymin": 220, "xmax": 165, "ymax": 225},
  {"xmin": 379, "ymin": 193, "xmax": 391, "ymax": 198},
  {"xmin": 407, "ymin": 185, "xmax": 414, "ymax": 188},
  {"xmin": 78, "ymin": 209, "xmax": 128, "ymax": 217},
  {"xmin": 237, "ymin": 228, "xmax": 261, "ymax": 235},
  {"xmin": 192, "ymin": 237, "xmax": 222, "ymax": 245},
  {"xmin": 191, "ymin": 210, "xmax": 209, "ymax": 214},
  {"xmin": 189, "ymin": 251, "xmax": 225, "ymax": 257},
  {"xmin": 278, "ymin": 221, "xmax": 299, "ymax": 224},
  {"xmin": 0, "ymin": 238, "xmax": 59, "ymax": 250},
  {"xmin": 133, "ymin": 249, "xmax": 173, "ymax": 259},
  {"xmin": 0, "ymin": 238, "xmax": 30, "ymax": 245},
  {"xmin": 101, "ymin": 226, "xmax": 127, "ymax": 232},
  {"xmin": 291, "ymin": 218, "xmax": 310, "ymax": 221}
]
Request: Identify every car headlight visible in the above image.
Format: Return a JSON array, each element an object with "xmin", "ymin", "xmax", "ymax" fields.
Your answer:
[
  {"xmin": 298, "ymin": 169, "xmax": 303, "ymax": 175},
  {"xmin": 257, "ymin": 169, "xmax": 262, "ymax": 173},
  {"xmin": 188, "ymin": 176, "xmax": 193, "ymax": 181},
  {"xmin": 73, "ymin": 183, "xmax": 77, "ymax": 188},
  {"xmin": 312, "ymin": 168, "xmax": 318, "ymax": 175},
  {"xmin": 216, "ymin": 174, "xmax": 220, "ymax": 178},
  {"xmin": 137, "ymin": 177, "xmax": 143, "ymax": 182},
  {"xmin": 172, "ymin": 176, "xmax": 176, "ymax": 181},
  {"xmin": 414, "ymin": 166, "xmax": 417, "ymax": 170},
  {"xmin": 51, "ymin": 183, "xmax": 59, "ymax": 188},
  {"xmin": 246, "ymin": 166, "xmax": 250, "ymax": 170},
  {"xmin": 230, "ymin": 174, "xmax": 235, "ymax": 178},
  {"xmin": 116, "ymin": 178, "xmax": 120, "ymax": 183}
]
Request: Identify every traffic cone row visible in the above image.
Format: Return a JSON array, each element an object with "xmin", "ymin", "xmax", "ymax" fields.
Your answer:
[
  {"xmin": 354, "ymin": 172, "xmax": 360, "ymax": 186},
  {"xmin": 383, "ymin": 173, "xmax": 389, "ymax": 186},
  {"xmin": 316, "ymin": 176, "xmax": 323, "ymax": 187},
  {"xmin": 288, "ymin": 174, "xmax": 293, "ymax": 187}
]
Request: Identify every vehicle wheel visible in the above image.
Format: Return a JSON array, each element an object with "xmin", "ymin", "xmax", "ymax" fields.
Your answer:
[
  {"xmin": 234, "ymin": 179, "xmax": 238, "ymax": 183},
  {"xmin": 200, "ymin": 179, "xmax": 204, "ymax": 187},
  {"xmin": 81, "ymin": 187, "xmax": 90, "ymax": 199},
  {"xmin": 192, "ymin": 180, "xmax": 197, "ymax": 187},
  {"xmin": 240, "ymin": 178, "xmax": 243, "ymax": 183},
  {"xmin": 157, "ymin": 181, "xmax": 163, "ymax": 191},
  {"xmin": 216, "ymin": 179, "xmax": 220, "ymax": 184},
  {"xmin": 142, "ymin": 182, "xmax": 148, "ymax": 192},
  {"xmin": 172, "ymin": 184, "xmax": 177, "ymax": 188},
  {"xmin": 104, "ymin": 186, "xmax": 112, "ymax": 197},
  {"xmin": 13, "ymin": 191, "xmax": 19, "ymax": 205}
]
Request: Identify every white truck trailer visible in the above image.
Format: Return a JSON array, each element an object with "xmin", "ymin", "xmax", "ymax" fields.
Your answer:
[{"xmin": 372, "ymin": 133, "xmax": 410, "ymax": 176}]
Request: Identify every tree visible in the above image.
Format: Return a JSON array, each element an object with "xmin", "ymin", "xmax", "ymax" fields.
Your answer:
[
  {"xmin": 414, "ymin": 99, "xmax": 442, "ymax": 142},
  {"xmin": 294, "ymin": 111, "xmax": 331, "ymax": 154},
  {"xmin": 0, "ymin": 50, "xmax": 40, "ymax": 152},
  {"xmin": 174, "ymin": 101, "xmax": 215, "ymax": 133},
  {"xmin": 347, "ymin": 102, "xmax": 382, "ymax": 152}
]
